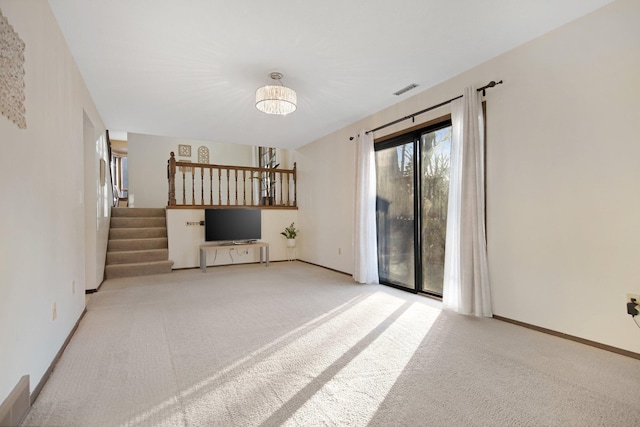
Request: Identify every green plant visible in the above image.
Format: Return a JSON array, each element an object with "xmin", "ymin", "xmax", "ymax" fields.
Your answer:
[{"xmin": 280, "ymin": 222, "xmax": 299, "ymax": 239}]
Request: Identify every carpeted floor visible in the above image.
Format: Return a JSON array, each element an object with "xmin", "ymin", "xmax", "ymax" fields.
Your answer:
[{"xmin": 22, "ymin": 262, "xmax": 640, "ymax": 426}]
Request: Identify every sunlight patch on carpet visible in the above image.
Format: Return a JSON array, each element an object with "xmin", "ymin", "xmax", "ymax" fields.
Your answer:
[
  {"xmin": 127, "ymin": 290, "xmax": 439, "ymax": 426},
  {"xmin": 282, "ymin": 299, "xmax": 440, "ymax": 426}
]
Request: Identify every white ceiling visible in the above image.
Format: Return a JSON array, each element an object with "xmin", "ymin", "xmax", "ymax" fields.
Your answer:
[{"xmin": 48, "ymin": 0, "xmax": 612, "ymax": 149}]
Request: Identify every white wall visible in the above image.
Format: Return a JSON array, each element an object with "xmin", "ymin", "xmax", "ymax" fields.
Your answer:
[
  {"xmin": 128, "ymin": 133, "xmax": 254, "ymax": 208},
  {"xmin": 167, "ymin": 209, "xmax": 298, "ymax": 268},
  {"xmin": 483, "ymin": 0, "xmax": 640, "ymax": 353},
  {"xmin": 294, "ymin": 134, "xmax": 356, "ymax": 274},
  {"xmin": 0, "ymin": 0, "xmax": 106, "ymax": 401},
  {"xmin": 83, "ymin": 115, "xmax": 112, "ymax": 291},
  {"xmin": 95, "ymin": 133, "xmax": 111, "ymax": 289},
  {"xmin": 296, "ymin": 0, "xmax": 640, "ymax": 353}
]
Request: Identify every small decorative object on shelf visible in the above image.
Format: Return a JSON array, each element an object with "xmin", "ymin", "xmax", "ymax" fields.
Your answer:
[{"xmin": 281, "ymin": 222, "xmax": 299, "ymax": 247}]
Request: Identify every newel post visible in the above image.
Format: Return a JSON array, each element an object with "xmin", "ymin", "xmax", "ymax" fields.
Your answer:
[{"xmin": 168, "ymin": 152, "xmax": 176, "ymax": 206}]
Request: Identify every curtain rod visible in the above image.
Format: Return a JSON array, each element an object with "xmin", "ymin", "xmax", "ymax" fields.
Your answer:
[{"xmin": 349, "ymin": 80, "xmax": 503, "ymax": 140}]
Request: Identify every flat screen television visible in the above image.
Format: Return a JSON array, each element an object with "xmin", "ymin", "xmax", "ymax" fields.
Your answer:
[{"xmin": 204, "ymin": 208, "xmax": 261, "ymax": 243}]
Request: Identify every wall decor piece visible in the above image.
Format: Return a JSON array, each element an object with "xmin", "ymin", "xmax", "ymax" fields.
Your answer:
[
  {"xmin": 179, "ymin": 160, "xmax": 193, "ymax": 174},
  {"xmin": 178, "ymin": 144, "xmax": 191, "ymax": 157},
  {"xmin": 197, "ymin": 146, "xmax": 209, "ymax": 164},
  {"xmin": 0, "ymin": 9, "xmax": 27, "ymax": 129}
]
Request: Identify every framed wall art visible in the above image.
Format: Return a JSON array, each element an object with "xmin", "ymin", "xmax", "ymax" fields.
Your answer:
[
  {"xmin": 178, "ymin": 144, "xmax": 191, "ymax": 157},
  {"xmin": 0, "ymin": 10, "xmax": 27, "ymax": 129}
]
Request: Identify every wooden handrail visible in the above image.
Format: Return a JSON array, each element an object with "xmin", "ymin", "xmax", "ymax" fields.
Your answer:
[{"xmin": 167, "ymin": 152, "xmax": 297, "ymax": 209}]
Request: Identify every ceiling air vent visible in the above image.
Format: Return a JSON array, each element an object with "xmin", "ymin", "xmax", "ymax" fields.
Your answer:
[{"xmin": 393, "ymin": 83, "xmax": 419, "ymax": 96}]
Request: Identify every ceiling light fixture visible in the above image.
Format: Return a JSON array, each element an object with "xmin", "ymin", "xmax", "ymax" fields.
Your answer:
[{"xmin": 255, "ymin": 72, "xmax": 297, "ymax": 115}]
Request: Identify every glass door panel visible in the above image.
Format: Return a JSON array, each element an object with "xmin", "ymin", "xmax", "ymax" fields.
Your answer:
[
  {"xmin": 420, "ymin": 126, "xmax": 451, "ymax": 295},
  {"xmin": 375, "ymin": 142, "xmax": 415, "ymax": 290}
]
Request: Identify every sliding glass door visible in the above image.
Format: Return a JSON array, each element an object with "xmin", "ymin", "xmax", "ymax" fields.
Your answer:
[
  {"xmin": 375, "ymin": 140, "xmax": 416, "ymax": 290},
  {"xmin": 375, "ymin": 121, "xmax": 452, "ymax": 296}
]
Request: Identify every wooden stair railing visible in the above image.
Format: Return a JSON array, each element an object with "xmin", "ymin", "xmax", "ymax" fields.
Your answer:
[{"xmin": 167, "ymin": 152, "xmax": 297, "ymax": 208}]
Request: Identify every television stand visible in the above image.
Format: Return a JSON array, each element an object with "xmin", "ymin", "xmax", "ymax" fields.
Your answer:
[{"xmin": 199, "ymin": 241, "xmax": 269, "ymax": 272}]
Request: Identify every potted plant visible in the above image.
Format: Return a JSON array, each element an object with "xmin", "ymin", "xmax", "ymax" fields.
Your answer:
[{"xmin": 281, "ymin": 222, "xmax": 299, "ymax": 247}]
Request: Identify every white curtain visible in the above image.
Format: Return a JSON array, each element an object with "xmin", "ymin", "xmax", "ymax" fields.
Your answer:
[
  {"xmin": 442, "ymin": 87, "xmax": 492, "ymax": 316},
  {"xmin": 353, "ymin": 130, "xmax": 379, "ymax": 284}
]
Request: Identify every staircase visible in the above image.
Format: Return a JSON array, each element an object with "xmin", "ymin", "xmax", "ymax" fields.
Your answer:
[{"xmin": 105, "ymin": 208, "xmax": 174, "ymax": 279}]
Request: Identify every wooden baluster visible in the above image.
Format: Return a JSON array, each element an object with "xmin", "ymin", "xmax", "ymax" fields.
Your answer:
[
  {"xmin": 191, "ymin": 167, "xmax": 195, "ymax": 205},
  {"xmin": 278, "ymin": 171, "xmax": 283, "ymax": 207},
  {"xmin": 293, "ymin": 162, "xmax": 297, "ymax": 207},
  {"xmin": 289, "ymin": 171, "xmax": 293, "ymax": 206},
  {"xmin": 243, "ymin": 170, "xmax": 247, "ymax": 205},
  {"xmin": 167, "ymin": 152, "xmax": 176, "ymax": 206},
  {"xmin": 209, "ymin": 168, "xmax": 213, "ymax": 206},
  {"xmin": 218, "ymin": 168, "xmax": 222, "ymax": 205},
  {"xmin": 234, "ymin": 170, "xmax": 238, "ymax": 205},
  {"xmin": 226, "ymin": 169, "xmax": 230, "ymax": 205},
  {"xmin": 285, "ymin": 172, "xmax": 290, "ymax": 206},
  {"xmin": 182, "ymin": 167, "xmax": 186, "ymax": 206},
  {"xmin": 251, "ymin": 171, "xmax": 255, "ymax": 206},
  {"xmin": 200, "ymin": 167, "xmax": 204, "ymax": 206},
  {"xmin": 288, "ymin": 172, "xmax": 292, "ymax": 206},
  {"xmin": 267, "ymin": 170, "xmax": 273, "ymax": 206}
]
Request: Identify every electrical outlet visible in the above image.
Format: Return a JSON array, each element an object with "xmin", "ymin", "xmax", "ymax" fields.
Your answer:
[
  {"xmin": 627, "ymin": 294, "xmax": 640, "ymax": 317},
  {"xmin": 52, "ymin": 302, "xmax": 57, "ymax": 321},
  {"xmin": 338, "ymin": 247, "xmax": 342, "ymax": 255}
]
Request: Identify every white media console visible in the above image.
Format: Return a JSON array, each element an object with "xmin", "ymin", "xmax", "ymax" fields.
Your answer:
[{"xmin": 199, "ymin": 241, "xmax": 269, "ymax": 272}]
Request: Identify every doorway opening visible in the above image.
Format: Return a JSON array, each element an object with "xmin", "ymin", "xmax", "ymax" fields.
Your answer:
[{"xmin": 109, "ymin": 135, "xmax": 128, "ymax": 207}]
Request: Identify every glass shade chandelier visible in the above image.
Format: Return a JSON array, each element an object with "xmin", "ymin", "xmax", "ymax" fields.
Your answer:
[{"xmin": 255, "ymin": 72, "xmax": 297, "ymax": 115}]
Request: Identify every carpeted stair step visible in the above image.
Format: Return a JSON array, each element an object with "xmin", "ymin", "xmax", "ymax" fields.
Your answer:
[
  {"xmin": 111, "ymin": 207, "xmax": 165, "ymax": 218},
  {"xmin": 105, "ymin": 260, "xmax": 174, "ymax": 279},
  {"xmin": 110, "ymin": 216, "xmax": 166, "ymax": 228},
  {"xmin": 107, "ymin": 249, "xmax": 169, "ymax": 265},
  {"xmin": 108, "ymin": 237, "xmax": 168, "ymax": 252},
  {"xmin": 109, "ymin": 227, "xmax": 167, "ymax": 240},
  {"xmin": 105, "ymin": 208, "xmax": 174, "ymax": 279}
]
